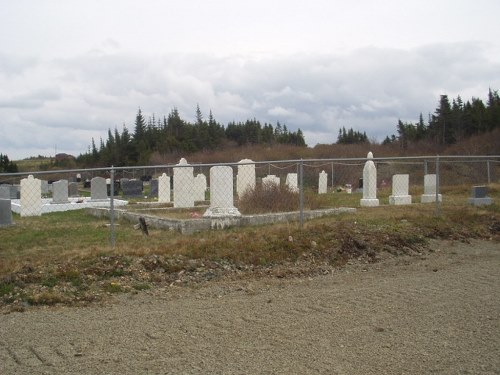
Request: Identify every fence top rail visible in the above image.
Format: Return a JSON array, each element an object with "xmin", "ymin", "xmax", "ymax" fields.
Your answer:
[{"xmin": 1, "ymin": 155, "xmax": 499, "ymax": 177}]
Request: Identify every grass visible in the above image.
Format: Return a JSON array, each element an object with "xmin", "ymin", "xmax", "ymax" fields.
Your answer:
[{"xmin": 0, "ymin": 184, "xmax": 498, "ymax": 310}]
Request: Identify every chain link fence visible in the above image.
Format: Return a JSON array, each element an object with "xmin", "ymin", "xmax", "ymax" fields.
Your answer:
[{"xmin": 1, "ymin": 155, "xmax": 498, "ymax": 245}]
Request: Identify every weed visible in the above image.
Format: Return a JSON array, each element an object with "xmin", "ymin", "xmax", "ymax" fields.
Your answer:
[
  {"xmin": 0, "ymin": 281, "xmax": 15, "ymax": 297},
  {"xmin": 132, "ymin": 282, "xmax": 151, "ymax": 291},
  {"xmin": 103, "ymin": 282, "xmax": 123, "ymax": 293}
]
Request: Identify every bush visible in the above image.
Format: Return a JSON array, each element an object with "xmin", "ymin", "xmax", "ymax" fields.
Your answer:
[{"xmin": 238, "ymin": 183, "xmax": 299, "ymax": 214}]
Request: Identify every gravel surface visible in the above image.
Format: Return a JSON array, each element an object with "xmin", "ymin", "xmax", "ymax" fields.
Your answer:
[{"xmin": 1, "ymin": 239, "xmax": 499, "ymax": 374}]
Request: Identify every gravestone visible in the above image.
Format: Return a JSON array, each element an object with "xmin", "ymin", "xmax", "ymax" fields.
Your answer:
[
  {"xmin": 236, "ymin": 159, "xmax": 256, "ymax": 198},
  {"xmin": 91, "ymin": 177, "xmax": 108, "ymax": 200},
  {"xmin": 194, "ymin": 173, "xmax": 207, "ymax": 202},
  {"xmin": 420, "ymin": 174, "xmax": 442, "ymax": 203},
  {"xmin": 389, "ymin": 174, "xmax": 412, "ymax": 205},
  {"xmin": 286, "ymin": 173, "xmax": 298, "ymax": 193},
  {"xmin": 204, "ymin": 166, "xmax": 241, "ymax": 217},
  {"xmin": 1, "ymin": 184, "xmax": 19, "ymax": 199},
  {"xmin": 52, "ymin": 180, "xmax": 69, "ymax": 204},
  {"xmin": 122, "ymin": 179, "xmax": 143, "ymax": 197},
  {"xmin": 21, "ymin": 175, "xmax": 42, "ymax": 216},
  {"xmin": 468, "ymin": 185, "xmax": 493, "ymax": 206},
  {"xmin": 360, "ymin": 152, "xmax": 379, "ymax": 207},
  {"xmin": 13, "ymin": 185, "xmax": 20, "ymax": 199},
  {"xmin": 120, "ymin": 178, "xmax": 129, "ymax": 193},
  {"xmin": 41, "ymin": 180, "xmax": 49, "ymax": 195},
  {"xmin": 262, "ymin": 175, "xmax": 280, "ymax": 189},
  {"xmin": 149, "ymin": 179, "xmax": 159, "ymax": 198},
  {"xmin": 173, "ymin": 158, "xmax": 194, "ymax": 208},
  {"xmin": 68, "ymin": 182, "xmax": 79, "ymax": 197},
  {"xmin": 107, "ymin": 181, "xmax": 120, "ymax": 196},
  {"xmin": 0, "ymin": 198, "xmax": 13, "ymax": 227},
  {"xmin": 158, "ymin": 173, "xmax": 171, "ymax": 203},
  {"xmin": 318, "ymin": 171, "xmax": 328, "ymax": 194}
]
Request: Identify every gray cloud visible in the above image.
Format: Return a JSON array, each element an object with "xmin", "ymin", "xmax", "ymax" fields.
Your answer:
[{"xmin": 1, "ymin": 42, "xmax": 499, "ymax": 159}]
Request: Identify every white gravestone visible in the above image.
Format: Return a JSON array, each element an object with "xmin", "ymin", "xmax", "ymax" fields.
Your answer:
[
  {"xmin": 318, "ymin": 171, "xmax": 328, "ymax": 194},
  {"xmin": 91, "ymin": 177, "xmax": 108, "ymax": 200},
  {"xmin": 420, "ymin": 174, "xmax": 442, "ymax": 203},
  {"xmin": 286, "ymin": 173, "xmax": 298, "ymax": 193},
  {"xmin": 158, "ymin": 173, "xmax": 171, "ymax": 203},
  {"xmin": 389, "ymin": 174, "xmax": 412, "ymax": 205},
  {"xmin": 204, "ymin": 166, "xmax": 241, "ymax": 217},
  {"xmin": 0, "ymin": 198, "xmax": 13, "ymax": 227},
  {"xmin": 21, "ymin": 175, "xmax": 42, "ymax": 216},
  {"xmin": 52, "ymin": 180, "xmax": 69, "ymax": 204},
  {"xmin": 236, "ymin": 159, "xmax": 256, "ymax": 198},
  {"xmin": 194, "ymin": 173, "xmax": 207, "ymax": 202},
  {"xmin": 360, "ymin": 152, "xmax": 379, "ymax": 207},
  {"xmin": 262, "ymin": 175, "xmax": 280, "ymax": 189},
  {"xmin": 173, "ymin": 158, "xmax": 194, "ymax": 208}
]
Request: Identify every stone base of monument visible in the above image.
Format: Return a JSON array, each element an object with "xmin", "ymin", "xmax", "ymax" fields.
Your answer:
[
  {"xmin": 389, "ymin": 195, "xmax": 412, "ymax": 205},
  {"xmin": 203, "ymin": 206, "xmax": 242, "ymax": 218},
  {"xmin": 360, "ymin": 198, "xmax": 379, "ymax": 207},
  {"xmin": 468, "ymin": 197, "xmax": 493, "ymax": 206},
  {"xmin": 421, "ymin": 194, "xmax": 442, "ymax": 203}
]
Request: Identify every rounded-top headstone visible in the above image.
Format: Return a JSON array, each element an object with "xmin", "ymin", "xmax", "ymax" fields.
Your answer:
[
  {"xmin": 178, "ymin": 158, "xmax": 188, "ymax": 165},
  {"xmin": 367, "ymin": 152, "xmax": 373, "ymax": 159}
]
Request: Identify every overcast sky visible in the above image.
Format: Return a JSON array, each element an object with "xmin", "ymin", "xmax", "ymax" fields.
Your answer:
[{"xmin": 1, "ymin": 0, "xmax": 500, "ymax": 160}]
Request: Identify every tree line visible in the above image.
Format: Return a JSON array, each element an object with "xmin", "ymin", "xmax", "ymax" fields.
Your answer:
[
  {"xmin": 77, "ymin": 105, "xmax": 306, "ymax": 167},
  {"xmin": 383, "ymin": 88, "xmax": 500, "ymax": 148}
]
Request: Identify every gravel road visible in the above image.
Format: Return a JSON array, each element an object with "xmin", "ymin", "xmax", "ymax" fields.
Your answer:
[{"xmin": 1, "ymin": 239, "xmax": 499, "ymax": 375}]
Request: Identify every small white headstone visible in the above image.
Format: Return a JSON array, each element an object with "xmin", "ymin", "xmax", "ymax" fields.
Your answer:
[
  {"xmin": 262, "ymin": 175, "xmax": 280, "ymax": 189},
  {"xmin": 158, "ymin": 173, "xmax": 171, "ymax": 203},
  {"xmin": 173, "ymin": 158, "xmax": 194, "ymax": 208},
  {"xmin": 194, "ymin": 173, "xmax": 207, "ymax": 202},
  {"xmin": 204, "ymin": 166, "xmax": 241, "ymax": 217},
  {"xmin": 285, "ymin": 173, "xmax": 298, "ymax": 193},
  {"xmin": 20, "ymin": 175, "xmax": 42, "ymax": 216},
  {"xmin": 360, "ymin": 152, "xmax": 379, "ymax": 207},
  {"xmin": 389, "ymin": 174, "xmax": 412, "ymax": 205},
  {"xmin": 421, "ymin": 174, "xmax": 442, "ymax": 203},
  {"xmin": 318, "ymin": 171, "xmax": 328, "ymax": 194},
  {"xmin": 236, "ymin": 159, "xmax": 256, "ymax": 198}
]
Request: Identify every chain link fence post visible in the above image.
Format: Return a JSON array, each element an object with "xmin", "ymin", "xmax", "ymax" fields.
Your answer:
[
  {"xmin": 435, "ymin": 156, "xmax": 441, "ymax": 217},
  {"xmin": 299, "ymin": 159, "xmax": 304, "ymax": 229},
  {"xmin": 487, "ymin": 160, "xmax": 491, "ymax": 184},
  {"xmin": 110, "ymin": 165, "xmax": 116, "ymax": 248}
]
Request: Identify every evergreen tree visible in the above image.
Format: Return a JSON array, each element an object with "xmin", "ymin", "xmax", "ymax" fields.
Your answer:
[{"xmin": 0, "ymin": 153, "xmax": 18, "ymax": 173}]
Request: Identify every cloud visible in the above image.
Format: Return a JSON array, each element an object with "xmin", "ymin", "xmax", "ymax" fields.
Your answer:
[{"xmin": 1, "ymin": 42, "xmax": 500, "ymax": 159}]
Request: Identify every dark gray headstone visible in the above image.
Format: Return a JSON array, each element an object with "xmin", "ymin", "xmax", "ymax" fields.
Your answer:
[
  {"xmin": 121, "ymin": 179, "xmax": 143, "ymax": 197},
  {"xmin": 150, "ymin": 180, "xmax": 158, "ymax": 197},
  {"xmin": 0, "ymin": 198, "xmax": 13, "ymax": 227},
  {"xmin": 472, "ymin": 186, "xmax": 487, "ymax": 199},
  {"xmin": 469, "ymin": 185, "xmax": 493, "ymax": 206}
]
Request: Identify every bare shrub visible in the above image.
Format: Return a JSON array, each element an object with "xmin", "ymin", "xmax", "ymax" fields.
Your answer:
[{"xmin": 238, "ymin": 183, "xmax": 299, "ymax": 214}]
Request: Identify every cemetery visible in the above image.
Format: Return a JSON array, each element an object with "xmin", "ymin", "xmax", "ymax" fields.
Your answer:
[{"xmin": 0, "ymin": 154, "xmax": 497, "ymax": 233}]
